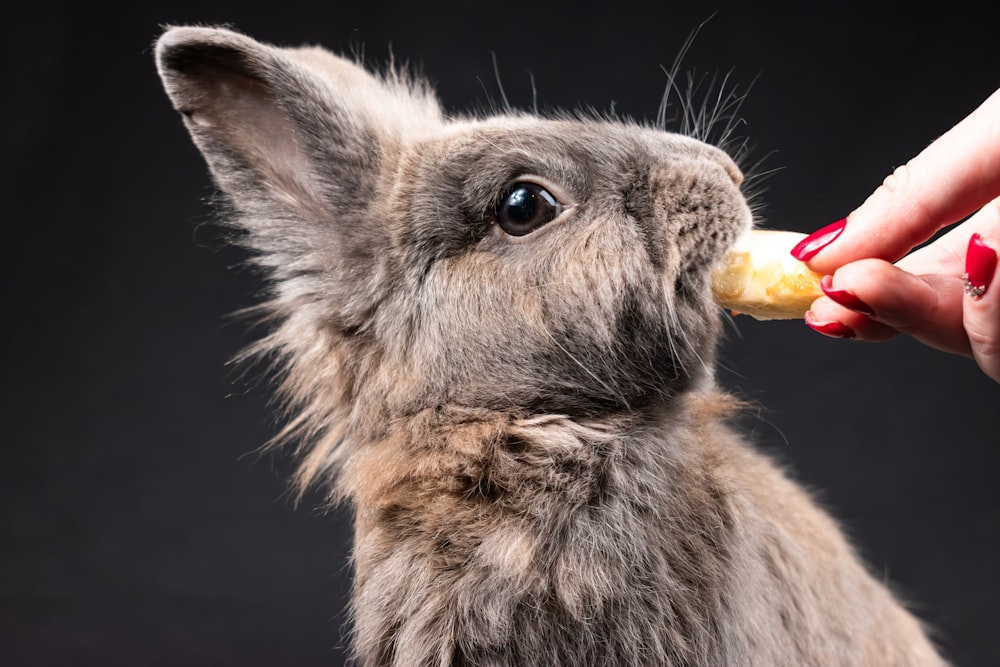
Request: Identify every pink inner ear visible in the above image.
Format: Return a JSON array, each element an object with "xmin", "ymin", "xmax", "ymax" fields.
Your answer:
[
  {"xmin": 213, "ymin": 70, "xmax": 316, "ymax": 201},
  {"xmin": 164, "ymin": 48, "xmax": 321, "ymax": 211}
]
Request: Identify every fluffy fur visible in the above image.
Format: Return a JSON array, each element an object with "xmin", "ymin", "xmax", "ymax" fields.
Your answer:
[{"xmin": 155, "ymin": 25, "xmax": 946, "ymax": 665}]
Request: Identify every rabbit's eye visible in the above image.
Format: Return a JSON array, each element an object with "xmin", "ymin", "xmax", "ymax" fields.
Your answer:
[{"xmin": 495, "ymin": 182, "xmax": 562, "ymax": 237}]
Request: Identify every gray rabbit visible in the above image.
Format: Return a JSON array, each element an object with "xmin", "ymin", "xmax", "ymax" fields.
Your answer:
[{"xmin": 155, "ymin": 25, "xmax": 945, "ymax": 666}]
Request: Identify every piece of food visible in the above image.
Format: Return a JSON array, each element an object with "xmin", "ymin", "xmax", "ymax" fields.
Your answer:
[{"xmin": 711, "ymin": 230, "xmax": 823, "ymax": 321}]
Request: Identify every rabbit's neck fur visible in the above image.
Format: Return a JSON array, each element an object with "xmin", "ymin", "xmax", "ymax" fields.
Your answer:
[
  {"xmin": 343, "ymin": 394, "xmax": 736, "ymax": 664},
  {"xmin": 155, "ymin": 26, "xmax": 947, "ymax": 666}
]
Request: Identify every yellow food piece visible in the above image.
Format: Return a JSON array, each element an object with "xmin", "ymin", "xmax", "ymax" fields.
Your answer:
[{"xmin": 711, "ymin": 230, "xmax": 823, "ymax": 321}]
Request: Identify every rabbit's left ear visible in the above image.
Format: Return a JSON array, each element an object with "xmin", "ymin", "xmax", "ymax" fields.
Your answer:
[{"xmin": 155, "ymin": 25, "xmax": 442, "ymax": 218}]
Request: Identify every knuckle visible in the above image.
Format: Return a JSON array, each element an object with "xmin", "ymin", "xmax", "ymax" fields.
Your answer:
[
  {"xmin": 869, "ymin": 162, "xmax": 935, "ymax": 234},
  {"xmin": 879, "ymin": 163, "xmax": 913, "ymax": 196}
]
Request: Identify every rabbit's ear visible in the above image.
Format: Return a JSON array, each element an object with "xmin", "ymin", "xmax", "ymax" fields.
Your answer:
[{"xmin": 155, "ymin": 25, "xmax": 441, "ymax": 218}]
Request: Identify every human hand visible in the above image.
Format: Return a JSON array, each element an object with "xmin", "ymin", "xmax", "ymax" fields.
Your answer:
[{"xmin": 790, "ymin": 87, "xmax": 1000, "ymax": 382}]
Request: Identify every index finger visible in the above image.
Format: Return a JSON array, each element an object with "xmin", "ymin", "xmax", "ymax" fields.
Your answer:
[{"xmin": 801, "ymin": 87, "xmax": 1000, "ymax": 275}]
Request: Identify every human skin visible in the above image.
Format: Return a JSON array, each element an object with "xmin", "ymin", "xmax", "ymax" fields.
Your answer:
[{"xmin": 794, "ymin": 87, "xmax": 1000, "ymax": 383}]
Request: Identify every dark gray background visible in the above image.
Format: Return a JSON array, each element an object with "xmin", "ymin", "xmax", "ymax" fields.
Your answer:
[{"xmin": 4, "ymin": 1, "xmax": 999, "ymax": 665}]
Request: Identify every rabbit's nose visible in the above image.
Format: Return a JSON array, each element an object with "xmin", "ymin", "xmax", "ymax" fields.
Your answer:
[
  {"xmin": 722, "ymin": 159, "xmax": 743, "ymax": 187},
  {"xmin": 705, "ymin": 146, "xmax": 743, "ymax": 186}
]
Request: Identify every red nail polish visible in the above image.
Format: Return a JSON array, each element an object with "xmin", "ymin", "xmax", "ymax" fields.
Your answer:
[
  {"xmin": 820, "ymin": 275, "xmax": 875, "ymax": 316},
  {"xmin": 804, "ymin": 311, "xmax": 855, "ymax": 339},
  {"xmin": 963, "ymin": 233, "xmax": 997, "ymax": 298},
  {"xmin": 791, "ymin": 218, "xmax": 847, "ymax": 261}
]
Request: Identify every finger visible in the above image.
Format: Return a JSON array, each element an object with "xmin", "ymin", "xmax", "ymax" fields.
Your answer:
[
  {"xmin": 795, "ymin": 87, "xmax": 1000, "ymax": 274},
  {"xmin": 963, "ymin": 229, "xmax": 1000, "ymax": 383},
  {"xmin": 806, "ymin": 258, "xmax": 970, "ymax": 356}
]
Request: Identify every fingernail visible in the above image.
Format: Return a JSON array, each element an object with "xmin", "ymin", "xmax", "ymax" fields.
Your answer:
[
  {"xmin": 820, "ymin": 275, "xmax": 875, "ymax": 316},
  {"xmin": 804, "ymin": 310, "xmax": 855, "ymax": 339},
  {"xmin": 791, "ymin": 218, "xmax": 847, "ymax": 261},
  {"xmin": 963, "ymin": 233, "xmax": 997, "ymax": 299}
]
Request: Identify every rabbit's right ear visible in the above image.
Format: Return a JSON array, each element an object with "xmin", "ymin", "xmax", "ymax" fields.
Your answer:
[{"xmin": 154, "ymin": 26, "xmax": 442, "ymax": 219}]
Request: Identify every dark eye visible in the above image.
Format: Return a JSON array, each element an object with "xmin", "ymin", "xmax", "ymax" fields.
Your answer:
[{"xmin": 494, "ymin": 182, "xmax": 563, "ymax": 237}]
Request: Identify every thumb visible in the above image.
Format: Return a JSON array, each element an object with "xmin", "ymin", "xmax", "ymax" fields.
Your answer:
[{"xmin": 963, "ymin": 226, "xmax": 1000, "ymax": 382}]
